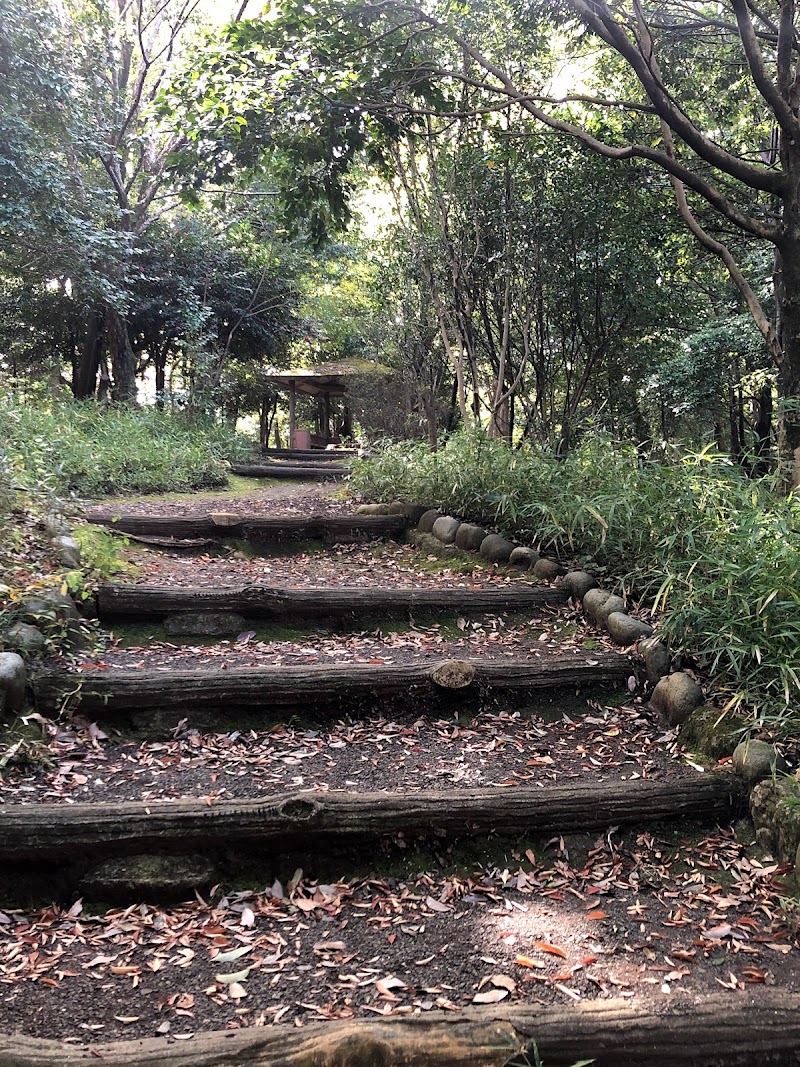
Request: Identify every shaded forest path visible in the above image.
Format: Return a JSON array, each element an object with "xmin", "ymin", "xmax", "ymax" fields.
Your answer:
[{"xmin": 1, "ymin": 480, "xmax": 799, "ymax": 1065}]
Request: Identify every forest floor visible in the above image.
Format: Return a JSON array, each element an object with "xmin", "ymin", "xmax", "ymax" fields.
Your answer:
[{"xmin": 1, "ymin": 480, "xmax": 799, "ymax": 1050}]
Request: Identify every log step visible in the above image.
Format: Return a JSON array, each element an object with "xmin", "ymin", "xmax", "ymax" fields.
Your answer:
[
  {"xmin": 230, "ymin": 462, "xmax": 346, "ymax": 480},
  {"xmin": 96, "ymin": 582, "xmax": 567, "ymax": 620},
  {"xmin": 0, "ymin": 775, "xmax": 742, "ymax": 862},
  {"xmin": 259, "ymin": 447, "xmax": 358, "ymax": 460},
  {"xmin": 1, "ymin": 993, "xmax": 795, "ymax": 1066},
  {"xmin": 33, "ymin": 653, "xmax": 630, "ymax": 714},
  {"xmin": 87, "ymin": 512, "xmax": 407, "ymax": 542}
]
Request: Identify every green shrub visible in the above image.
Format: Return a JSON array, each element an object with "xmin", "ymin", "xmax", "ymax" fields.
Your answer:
[
  {"xmin": 0, "ymin": 388, "xmax": 252, "ymax": 498},
  {"xmin": 350, "ymin": 432, "xmax": 800, "ymax": 728}
]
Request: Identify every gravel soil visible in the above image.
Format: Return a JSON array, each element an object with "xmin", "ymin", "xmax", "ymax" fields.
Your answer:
[
  {"xmin": 0, "ymin": 825, "xmax": 797, "ymax": 1043},
  {"xmin": 0, "ymin": 703, "xmax": 693, "ymax": 806}
]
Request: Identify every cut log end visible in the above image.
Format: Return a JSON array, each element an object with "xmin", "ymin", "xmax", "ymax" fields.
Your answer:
[{"xmin": 430, "ymin": 659, "xmax": 476, "ymax": 689}]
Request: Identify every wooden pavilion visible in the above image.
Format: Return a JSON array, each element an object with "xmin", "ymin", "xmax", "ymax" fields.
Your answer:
[{"xmin": 264, "ymin": 360, "xmax": 387, "ymax": 449}]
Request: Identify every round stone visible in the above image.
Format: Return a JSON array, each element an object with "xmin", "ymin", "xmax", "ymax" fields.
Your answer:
[
  {"xmin": 0, "ymin": 652, "xmax": 26, "ymax": 712},
  {"xmin": 455, "ymin": 523, "xmax": 480, "ymax": 550},
  {"xmin": 605, "ymin": 611, "xmax": 654, "ymax": 645},
  {"xmin": 638, "ymin": 637, "xmax": 670, "ymax": 685},
  {"xmin": 649, "ymin": 671, "xmax": 704, "ymax": 726},
  {"xmin": 417, "ymin": 509, "xmax": 441, "ymax": 533},
  {"xmin": 53, "ymin": 534, "xmax": 81, "ymax": 568},
  {"xmin": 432, "ymin": 515, "xmax": 462, "ymax": 545},
  {"xmin": 562, "ymin": 570, "xmax": 597, "ymax": 601},
  {"xmin": 533, "ymin": 558, "xmax": 564, "ymax": 581},
  {"xmin": 20, "ymin": 588, "xmax": 80, "ymax": 623},
  {"xmin": 479, "ymin": 533, "xmax": 514, "ymax": 563},
  {"xmin": 462, "ymin": 525, "xmax": 488, "ymax": 551},
  {"xmin": 5, "ymin": 622, "xmax": 47, "ymax": 657},
  {"xmin": 509, "ymin": 546, "xmax": 539, "ymax": 569},
  {"xmin": 583, "ymin": 588, "xmax": 612, "ymax": 624},
  {"xmin": 733, "ymin": 740, "xmax": 789, "ymax": 784}
]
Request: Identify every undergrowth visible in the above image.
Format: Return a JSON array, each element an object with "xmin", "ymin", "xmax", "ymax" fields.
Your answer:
[
  {"xmin": 349, "ymin": 432, "xmax": 800, "ymax": 729},
  {"xmin": 0, "ymin": 386, "xmax": 251, "ymax": 498},
  {"xmin": 0, "ymin": 385, "xmax": 253, "ymax": 661}
]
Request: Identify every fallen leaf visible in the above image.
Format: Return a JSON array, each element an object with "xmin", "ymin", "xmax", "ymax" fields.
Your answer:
[
  {"xmin": 472, "ymin": 988, "xmax": 508, "ymax": 1004},
  {"xmin": 213, "ymin": 946, "xmax": 252, "ymax": 964},
  {"xmin": 533, "ymin": 941, "xmax": 567, "ymax": 959},
  {"xmin": 424, "ymin": 896, "xmax": 453, "ymax": 913},
  {"xmin": 215, "ymin": 967, "xmax": 251, "ymax": 984}
]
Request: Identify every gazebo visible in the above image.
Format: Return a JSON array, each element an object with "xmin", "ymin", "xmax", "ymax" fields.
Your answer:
[{"xmin": 264, "ymin": 359, "xmax": 388, "ymax": 449}]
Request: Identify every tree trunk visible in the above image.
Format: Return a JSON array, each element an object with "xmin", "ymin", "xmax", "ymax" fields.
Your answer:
[
  {"xmin": 72, "ymin": 311, "xmax": 104, "ymax": 399},
  {"xmin": 775, "ymin": 144, "xmax": 800, "ymax": 487},
  {"xmin": 33, "ymin": 652, "xmax": 631, "ymax": 714},
  {"xmin": 106, "ymin": 306, "xmax": 138, "ymax": 403},
  {"xmin": 96, "ymin": 581, "xmax": 567, "ymax": 621},
  {"xmin": 154, "ymin": 343, "xmax": 168, "ymax": 409},
  {"xmin": 776, "ymin": 243, "xmax": 800, "ymax": 486},
  {"xmin": 752, "ymin": 381, "xmax": 773, "ymax": 473}
]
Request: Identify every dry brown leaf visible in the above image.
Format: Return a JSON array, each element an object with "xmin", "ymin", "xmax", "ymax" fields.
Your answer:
[{"xmin": 472, "ymin": 988, "xmax": 508, "ymax": 1004}]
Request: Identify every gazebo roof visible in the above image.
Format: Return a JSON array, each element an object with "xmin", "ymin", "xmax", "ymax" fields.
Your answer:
[{"xmin": 265, "ymin": 360, "xmax": 390, "ymax": 397}]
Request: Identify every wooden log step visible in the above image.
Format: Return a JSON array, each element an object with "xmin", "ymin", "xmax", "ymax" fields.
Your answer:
[
  {"xmin": 87, "ymin": 512, "xmax": 407, "ymax": 543},
  {"xmin": 96, "ymin": 582, "xmax": 568, "ymax": 620},
  {"xmin": 230, "ymin": 462, "xmax": 346, "ymax": 480},
  {"xmin": 0, "ymin": 993, "xmax": 794, "ymax": 1066},
  {"xmin": 33, "ymin": 653, "xmax": 631, "ymax": 714},
  {"xmin": 260, "ymin": 447, "xmax": 358, "ymax": 460},
  {"xmin": 0, "ymin": 775, "xmax": 742, "ymax": 861}
]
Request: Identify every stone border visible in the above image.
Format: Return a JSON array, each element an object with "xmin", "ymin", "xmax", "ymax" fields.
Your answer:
[
  {"xmin": 0, "ymin": 506, "xmax": 88, "ymax": 710},
  {"xmin": 364, "ymin": 500, "xmax": 798, "ymax": 883}
]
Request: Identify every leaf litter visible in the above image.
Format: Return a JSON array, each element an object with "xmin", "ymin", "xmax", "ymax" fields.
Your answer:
[
  {"xmin": 0, "ymin": 703, "xmax": 695, "ymax": 806},
  {"xmin": 5, "ymin": 483, "xmax": 798, "ymax": 1044},
  {"xmin": 0, "ymin": 826, "xmax": 798, "ymax": 1043}
]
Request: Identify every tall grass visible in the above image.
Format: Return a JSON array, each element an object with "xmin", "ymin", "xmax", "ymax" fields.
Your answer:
[
  {"xmin": 0, "ymin": 391, "xmax": 251, "ymax": 498},
  {"xmin": 350, "ymin": 433, "xmax": 800, "ymax": 728}
]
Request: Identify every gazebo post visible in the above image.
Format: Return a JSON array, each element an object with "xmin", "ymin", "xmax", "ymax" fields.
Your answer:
[
  {"xmin": 323, "ymin": 392, "xmax": 332, "ymax": 443},
  {"xmin": 288, "ymin": 381, "xmax": 296, "ymax": 448}
]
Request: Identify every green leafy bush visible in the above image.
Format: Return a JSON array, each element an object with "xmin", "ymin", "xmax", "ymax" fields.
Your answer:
[
  {"xmin": 0, "ymin": 390, "xmax": 251, "ymax": 498},
  {"xmin": 350, "ymin": 433, "xmax": 800, "ymax": 727}
]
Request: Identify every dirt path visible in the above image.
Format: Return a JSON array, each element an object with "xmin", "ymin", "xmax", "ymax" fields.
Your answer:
[{"xmin": 2, "ymin": 480, "xmax": 799, "ymax": 1060}]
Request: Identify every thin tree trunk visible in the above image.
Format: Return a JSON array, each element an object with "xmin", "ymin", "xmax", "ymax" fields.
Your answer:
[
  {"xmin": 72, "ymin": 311, "xmax": 104, "ymax": 399},
  {"xmin": 107, "ymin": 306, "xmax": 137, "ymax": 402}
]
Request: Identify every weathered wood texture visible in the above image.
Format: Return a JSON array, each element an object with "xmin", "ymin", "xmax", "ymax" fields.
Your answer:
[
  {"xmin": 230, "ymin": 463, "xmax": 346, "ymax": 480},
  {"xmin": 33, "ymin": 653, "xmax": 630, "ymax": 713},
  {"xmin": 96, "ymin": 582, "xmax": 567, "ymax": 620},
  {"xmin": 0, "ymin": 993, "xmax": 793, "ymax": 1066},
  {"xmin": 87, "ymin": 512, "xmax": 407, "ymax": 543},
  {"xmin": 259, "ymin": 447, "xmax": 358, "ymax": 460},
  {"xmin": 0, "ymin": 776, "xmax": 742, "ymax": 860}
]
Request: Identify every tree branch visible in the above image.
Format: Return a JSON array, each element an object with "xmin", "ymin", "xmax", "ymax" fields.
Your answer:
[
  {"xmin": 403, "ymin": 21, "xmax": 781, "ymax": 242},
  {"xmin": 729, "ymin": 0, "xmax": 799, "ymax": 135},
  {"xmin": 559, "ymin": 0, "xmax": 786, "ymax": 194}
]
